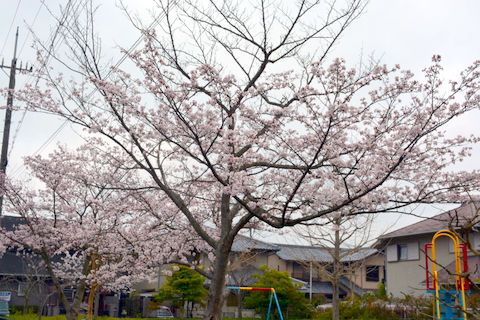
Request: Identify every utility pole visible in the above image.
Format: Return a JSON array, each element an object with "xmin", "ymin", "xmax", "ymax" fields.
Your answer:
[{"xmin": 0, "ymin": 27, "xmax": 32, "ymax": 217}]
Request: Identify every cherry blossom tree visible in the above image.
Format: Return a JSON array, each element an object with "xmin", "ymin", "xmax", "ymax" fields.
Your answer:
[
  {"xmin": 0, "ymin": 144, "xmax": 190, "ymax": 320},
  {"xmin": 8, "ymin": 1, "xmax": 480, "ymax": 320}
]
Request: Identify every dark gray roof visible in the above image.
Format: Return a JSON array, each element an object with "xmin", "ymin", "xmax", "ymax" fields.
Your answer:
[
  {"xmin": 380, "ymin": 203, "xmax": 479, "ymax": 240},
  {"xmin": 338, "ymin": 276, "xmax": 366, "ymax": 296},
  {"xmin": 298, "ymin": 280, "xmax": 348, "ymax": 295},
  {"xmin": 0, "ymin": 250, "xmax": 48, "ymax": 276},
  {"xmin": 275, "ymin": 243, "xmax": 380, "ymax": 263},
  {"xmin": 0, "ymin": 216, "xmax": 48, "ymax": 276},
  {"xmin": 298, "ymin": 277, "xmax": 369, "ymax": 296},
  {"xmin": 431, "ymin": 255, "xmax": 480, "ymax": 285},
  {"xmin": 0, "ymin": 215, "xmax": 25, "ymax": 231},
  {"xmin": 276, "ymin": 244, "xmax": 331, "ymax": 262},
  {"xmin": 226, "ymin": 265, "xmax": 260, "ymax": 286},
  {"xmin": 297, "ymin": 276, "xmax": 370, "ymax": 296},
  {"xmin": 231, "ymin": 234, "xmax": 279, "ymax": 252},
  {"xmin": 342, "ymin": 248, "xmax": 379, "ymax": 262}
]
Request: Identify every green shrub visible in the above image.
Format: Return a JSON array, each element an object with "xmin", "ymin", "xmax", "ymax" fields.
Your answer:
[
  {"xmin": 315, "ymin": 299, "xmax": 400, "ymax": 320},
  {"xmin": 315, "ymin": 292, "xmax": 434, "ymax": 320},
  {"xmin": 5, "ymin": 316, "xmax": 208, "ymax": 320},
  {"xmin": 9, "ymin": 305, "xmax": 39, "ymax": 315},
  {"xmin": 243, "ymin": 265, "xmax": 314, "ymax": 319}
]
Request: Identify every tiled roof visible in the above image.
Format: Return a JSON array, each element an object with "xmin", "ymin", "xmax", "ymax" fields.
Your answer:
[
  {"xmin": 0, "ymin": 215, "xmax": 24, "ymax": 231},
  {"xmin": 341, "ymin": 248, "xmax": 379, "ymax": 262},
  {"xmin": 231, "ymin": 234, "xmax": 279, "ymax": 252},
  {"xmin": 276, "ymin": 244, "xmax": 332, "ymax": 262},
  {"xmin": 422, "ymin": 255, "xmax": 480, "ymax": 285},
  {"xmin": 226, "ymin": 265, "xmax": 260, "ymax": 286},
  {"xmin": 298, "ymin": 280, "xmax": 348, "ymax": 295},
  {"xmin": 275, "ymin": 243, "xmax": 379, "ymax": 263},
  {"xmin": 0, "ymin": 250, "xmax": 48, "ymax": 276},
  {"xmin": 339, "ymin": 276, "xmax": 367, "ymax": 296},
  {"xmin": 380, "ymin": 203, "xmax": 479, "ymax": 239}
]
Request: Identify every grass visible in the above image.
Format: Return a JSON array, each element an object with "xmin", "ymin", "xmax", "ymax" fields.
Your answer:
[
  {"xmin": 4, "ymin": 316, "xmax": 210, "ymax": 320},
  {"xmin": 4, "ymin": 315, "xmax": 259, "ymax": 320},
  {"xmin": 5, "ymin": 316, "xmax": 172, "ymax": 320}
]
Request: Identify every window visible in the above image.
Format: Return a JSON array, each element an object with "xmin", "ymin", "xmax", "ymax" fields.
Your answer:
[
  {"xmin": 366, "ymin": 266, "xmax": 380, "ymax": 282},
  {"xmin": 398, "ymin": 245, "xmax": 408, "ymax": 261},
  {"xmin": 386, "ymin": 242, "xmax": 419, "ymax": 262},
  {"xmin": 18, "ymin": 282, "xmax": 27, "ymax": 296}
]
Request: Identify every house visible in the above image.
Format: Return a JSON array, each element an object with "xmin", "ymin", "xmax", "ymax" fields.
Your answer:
[
  {"xmin": 2, "ymin": 215, "xmax": 383, "ymax": 318},
  {"xmin": 224, "ymin": 234, "xmax": 384, "ymax": 297},
  {"xmin": 0, "ymin": 216, "xmax": 129, "ymax": 317},
  {"xmin": 271, "ymin": 243, "xmax": 384, "ymax": 298},
  {"xmin": 0, "ymin": 216, "xmax": 59, "ymax": 315},
  {"xmin": 0, "ymin": 249, "xmax": 51, "ymax": 311},
  {"xmin": 376, "ymin": 202, "xmax": 480, "ymax": 298},
  {"xmin": 213, "ymin": 234, "xmax": 384, "ymax": 318},
  {"xmin": 144, "ymin": 233, "xmax": 384, "ymax": 318}
]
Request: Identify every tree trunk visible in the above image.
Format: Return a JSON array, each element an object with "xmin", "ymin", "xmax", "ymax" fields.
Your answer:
[
  {"xmin": 332, "ymin": 218, "xmax": 341, "ymax": 320},
  {"xmin": 37, "ymin": 293, "xmax": 47, "ymax": 320},
  {"xmin": 87, "ymin": 283, "xmax": 98, "ymax": 320},
  {"xmin": 187, "ymin": 300, "xmax": 192, "ymax": 318},
  {"xmin": 332, "ymin": 282, "xmax": 339, "ymax": 320},
  {"xmin": 43, "ymin": 253, "xmax": 89, "ymax": 320},
  {"xmin": 66, "ymin": 308, "xmax": 79, "ymax": 320},
  {"xmin": 236, "ymin": 291, "xmax": 244, "ymax": 318},
  {"xmin": 203, "ymin": 245, "xmax": 231, "ymax": 320},
  {"xmin": 65, "ymin": 281, "xmax": 88, "ymax": 320},
  {"xmin": 23, "ymin": 293, "xmax": 30, "ymax": 314}
]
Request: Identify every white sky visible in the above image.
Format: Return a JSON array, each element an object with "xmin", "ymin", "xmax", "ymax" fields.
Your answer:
[{"xmin": 1, "ymin": 0, "xmax": 480, "ymax": 244}]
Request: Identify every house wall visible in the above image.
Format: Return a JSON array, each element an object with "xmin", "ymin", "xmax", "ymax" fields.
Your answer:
[
  {"xmin": 266, "ymin": 253, "xmax": 287, "ymax": 272},
  {"xmin": 267, "ymin": 252, "xmax": 385, "ymax": 294},
  {"xmin": 384, "ymin": 233, "xmax": 455, "ymax": 298},
  {"xmin": 347, "ymin": 254, "xmax": 385, "ymax": 290},
  {"xmin": 251, "ymin": 251, "xmax": 270, "ymax": 267},
  {"xmin": 131, "ymin": 266, "xmax": 166, "ymax": 293},
  {"xmin": 0, "ymin": 277, "xmax": 53, "ymax": 309},
  {"xmin": 266, "ymin": 254, "xmax": 294, "ymax": 276}
]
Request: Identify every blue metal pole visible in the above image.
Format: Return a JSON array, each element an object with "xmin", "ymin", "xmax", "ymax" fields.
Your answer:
[
  {"xmin": 266, "ymin": 291, "xmax": 274, "ymax": 320},
  {"xmin": 272, "ymin": 291, "xmax": 284, "ymax": 320}
]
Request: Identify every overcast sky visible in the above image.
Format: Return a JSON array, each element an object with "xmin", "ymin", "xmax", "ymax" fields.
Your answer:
[{"xmin": 1, "ymin": 0, "xmax": 480, "ymax": 243}]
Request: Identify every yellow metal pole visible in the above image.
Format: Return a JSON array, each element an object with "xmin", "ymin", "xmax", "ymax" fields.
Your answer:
[{"xmin": 430, "ymin": 230, "xmax": 468, "ymax": 320}]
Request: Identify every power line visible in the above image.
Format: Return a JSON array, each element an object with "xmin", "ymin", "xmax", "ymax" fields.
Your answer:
[
  {"xmin": 0, "ymin": 27, "xmax": 32, "ymax": 216},
  {"xmin": 5, "ymin": 0, "xmax": 79, "ymax": 180},
  {"xmin": 0, "ymin": 0, "xmax": 22, "ymax": 57},
  {"xmin": 17, "ymin": 2, "xmax": 43, "ymax": 57},
  {"xmin": 6, "ymin": 1, "xmax": 171, "ymax": 181}
]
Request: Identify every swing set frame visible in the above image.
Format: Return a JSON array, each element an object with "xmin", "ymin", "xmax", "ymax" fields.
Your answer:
[{"xmin": 228, "ymin": 287, "xmax": 285, "ymax": 320}]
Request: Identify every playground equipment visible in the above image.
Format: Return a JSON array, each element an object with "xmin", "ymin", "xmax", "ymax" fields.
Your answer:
[
  {"xmin": 425, "ymin": 230, "xmax": 470, "ymax": 320},
  {"xmin": 227, "ymin": 287, "xmax": 284, "ymax": 320}
]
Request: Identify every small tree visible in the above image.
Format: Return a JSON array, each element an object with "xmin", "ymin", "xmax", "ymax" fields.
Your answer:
[
  {"xmin": 243, "ymin": 265, "xmax": 313, "ymax": 319},
  {"xmin": 227, "ymin": 245, "xmax": 266, "ymax": 318},
  {"xmin": 155, "ymin": 265, "xmax": 207, "ymax": 318},
  {"xmin": 17, "ymin": 254, "xmax": 53, "ymax": 318},
  {"xmin": 294, "ymin": 213, "xmax": 382, "ymax": 320}
]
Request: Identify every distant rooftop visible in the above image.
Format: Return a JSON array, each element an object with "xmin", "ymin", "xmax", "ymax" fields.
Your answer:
[
  {"xmin": 272, "ymin": 243, "xmax": 379, "ymax": 263},
  {"xmin": 0, "ymin": 215, "xmax": 24, "ymax": 231},
  {"xmin": 232, "ymin": 232, "xmax": 380, "ymax": 263},
  {"xmin": 231, "ymin": 234, "xmax": 279, "ymax": 252},
  {"xmin": 380, "ymin": 203, "xmax": 480, "ymax": 239}
]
